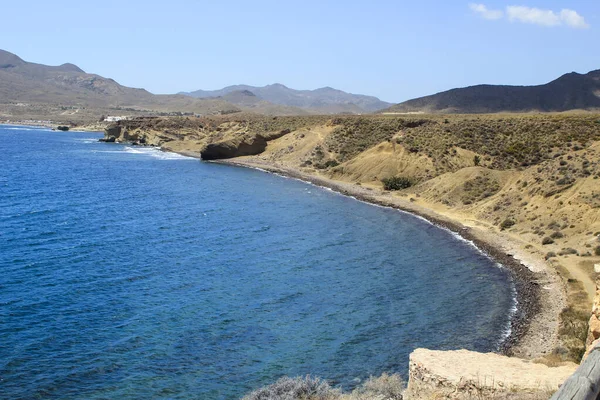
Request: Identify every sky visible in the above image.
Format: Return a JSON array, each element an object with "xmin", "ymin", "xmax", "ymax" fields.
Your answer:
[{"xmin": 1, "ymin": 0, "xmax": 598, "ymax": 103}]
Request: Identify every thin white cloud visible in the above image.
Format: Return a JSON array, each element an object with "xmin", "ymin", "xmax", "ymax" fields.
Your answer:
[
  {"xmin": 506, "ymin": 6, "xmax": 561, "ymax": 26},
  {"xmin": 559, "ymin": 9, "xmax": 590, "ymax": 29},
  {"xmin": 470, "ymin": 4, "xmax": 590, "ymax": 29},
  {"xmin": 469, "ymin": 3, "xmax": 504, "ymax": 20}
]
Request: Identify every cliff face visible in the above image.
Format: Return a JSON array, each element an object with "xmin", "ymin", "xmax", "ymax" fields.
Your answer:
[
  {"xmin": 102, "ymin": 116, "xmax": 254, "ymax": 157},
  {"xmin": 102, "ymin": 116, "xmax": 318, "ymax": 159}
]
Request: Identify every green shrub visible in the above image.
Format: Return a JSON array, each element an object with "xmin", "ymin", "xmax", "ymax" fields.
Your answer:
[
  {"xmin": 499, "ymin": 219, "xmax": 515, "ymax": 230},
  {"xmin": 550, "ymin": 231, "xmax": 565, "ymax": 239},
  {"xmin": 473, "ymin": 155, "xmax": 481, "ymax": 166},
  {"xmin": 558, "ymin": 248, "xmax": 578, "ymax": 256},
  {"xmin": 542, "ymin": 237, "xmax": 555, "ymax": 245},
  {"xmin": 382, "ymin": 176, "xmax": 414, "ymax": 191},
  {"xmin": 594, "ymin": 246, "xmax": 600, "ymax": 256},
  {"xmin": 558, "ymin": 306, "xmax": 589, "ymax": 361}
]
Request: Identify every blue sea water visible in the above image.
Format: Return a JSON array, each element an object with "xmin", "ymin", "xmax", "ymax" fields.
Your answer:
[{"xmin": 0, "ymin": 125, "xmax": 515, "ymax": 399}]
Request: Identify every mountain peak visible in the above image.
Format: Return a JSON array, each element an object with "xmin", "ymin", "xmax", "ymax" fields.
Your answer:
[
  {"xmin": 57, "ymin": 63, "xmax": 85, "ymax": 73},
  {"xmin": 268, "ymin": 83, "xmax": 288, "ymax": 89}
]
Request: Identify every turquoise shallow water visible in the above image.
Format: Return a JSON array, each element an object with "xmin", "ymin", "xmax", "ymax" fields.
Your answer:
[{"xmin": 0, "ymin": 125, "xmax": 515, "ymax": 399}]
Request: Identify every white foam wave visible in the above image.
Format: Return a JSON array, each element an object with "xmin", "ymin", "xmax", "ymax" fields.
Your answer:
[
  {"xmin": 1, "ymin": 126, "xmax": 52, "ymax": 131},
  {"xmin": 123, "ymin": 146, "xmax": 195, "ymax": 160},
  {"xmin": 74, "ymin": 138, "xmax": 100, "ymax": 144}
]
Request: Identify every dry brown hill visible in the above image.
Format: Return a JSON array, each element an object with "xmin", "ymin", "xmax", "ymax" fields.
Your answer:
[{"xmin": 0, "ymin": 49, "xmax": 240, "ymax": 122}]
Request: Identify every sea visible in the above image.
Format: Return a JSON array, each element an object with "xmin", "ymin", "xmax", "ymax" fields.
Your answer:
[{"xmin": 0, "ymin": 125, "xmax": 515, "ymax": 399}]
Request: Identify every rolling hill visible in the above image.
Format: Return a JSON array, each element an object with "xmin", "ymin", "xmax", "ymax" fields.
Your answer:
[
  {"xmin": 384, "ymin": 69, "xmax": 600, "ymax": 114},
  {"xmin": 182, "ymin": 83, "xmax": 391, "ymax": 114}
]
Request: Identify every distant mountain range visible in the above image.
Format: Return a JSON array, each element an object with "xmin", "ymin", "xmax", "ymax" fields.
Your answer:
[
  {"xmin": 181, "ymin": 84, "xmax": 392, "ymax": 114},
  {"xmin": 0, "ymin": 49, "xmax": 239, "ymax": 116},
  {"xmin": 385, "ymin": 69, "xmax": 600, "ymax": 114},
  {"xmin": 0, "ymin": 49, "xmax": 391, "ymax": 118},
  {"xmin": 2, "ymin": 48, "xmax": 599, "ymax": 121}
]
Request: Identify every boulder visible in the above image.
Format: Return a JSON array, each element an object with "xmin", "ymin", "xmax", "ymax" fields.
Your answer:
[{"xmin": 405, "ymin": 348, "xmax": 577, "ymax": 399}]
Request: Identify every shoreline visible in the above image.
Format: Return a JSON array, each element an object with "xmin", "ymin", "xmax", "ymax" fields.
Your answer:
[
  {"xmin": 103, "ymin": 135, "xmax": 564, "ymax": 360},
  {"xmin": 209, "ymin": 157, "xmax": 563, "ymax": 359}
]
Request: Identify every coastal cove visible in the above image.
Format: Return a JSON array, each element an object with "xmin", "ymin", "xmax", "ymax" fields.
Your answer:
[
  {"xmin": 213, "ymin": 158, "xmax": 543, "ymax": 356},
  {"xmin": 1, "ymin": 126, "xmax": 519, "ymax": 399}
]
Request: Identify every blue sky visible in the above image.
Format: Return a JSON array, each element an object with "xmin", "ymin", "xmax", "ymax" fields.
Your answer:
[{"xmin": 1, "ymin": 0, "xmax": 598, "ymax": 102}]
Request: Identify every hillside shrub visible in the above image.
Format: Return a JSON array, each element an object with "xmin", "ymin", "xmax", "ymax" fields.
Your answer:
[
  {"xmin": 594, "ymin": 246, "xmax": 600, "ymax": 256},
  {"xmin": 382, "ymin": 176, "xmax": 414, "ymax": 191},
  {"xmin": 499, "ymin": 219, "xmax": 515, "ymax": 230},
  {"xmin": 542, "ymin": 237, "xmax": 555, "ymax": 245},
  {"xmin": 558, "ymin": 248, "xmax": 578, "ymax": 256},
  {"xmin": 351, "ymin": 373, "xmax": 404, "ymax": 399},
  {"xmin": 242, "ymin": 376, "xmax": 339, "ymax": 400}
]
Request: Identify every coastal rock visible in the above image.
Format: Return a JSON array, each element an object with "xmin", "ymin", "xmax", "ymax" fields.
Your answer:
[
  {"xmin": 584, "ymin": 276, "xmax": 600, "ymax": 351},
  {"xmin": 588, "ymin": 314, "xmax": 600, "ymax": 341},
  {"xmin": 405, "ymin": 348, "xmax": 577, "ymax": 399},
  {"xmin": 104, "ymin": 125, "xmax": 122, "ymax": 138},
  {"xmin": 201, "ymin": 134, "xmax": 268, "ymax": 160}
]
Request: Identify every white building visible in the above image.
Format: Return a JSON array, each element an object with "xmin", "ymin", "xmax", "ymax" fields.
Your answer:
[{"xmin": 104, "ymin": 116, "xmax": 129, "ymax": 122}]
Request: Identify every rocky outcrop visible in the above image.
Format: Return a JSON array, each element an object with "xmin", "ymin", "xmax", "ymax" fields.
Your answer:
[
  {"xmin": 200, "ymin": 135, "xmax": 268, "ymax": 160},
  {"xmin": 99, "ymin": 125, "xmax": 121, "ymax": 142},
  {"xmin": 101, "ymin": 121, "xmax": 151, "ymax": 144},
  {"xmin": 101, "ymin": 118, "xmax": 295, "ymax": 158},
  {"xmin": 200, "ymin": 129, "xmax": 293, "ymax": 160},
  {"xmin": 405, "ymin": 349, "xmax": 577, "ymax": 399},
  {"xmin": 584, "ymin": 265, "xmax": 600, "ymax": 356}
]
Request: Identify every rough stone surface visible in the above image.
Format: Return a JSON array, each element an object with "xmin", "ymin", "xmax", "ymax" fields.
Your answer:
[
  {"xmin": 200, "ymin": 135, "xmax": 268, "ymax": 160},
  {"xmin": 584, "ymin": 276, "xmax": 600, "ymax": 352},
  {"xmin": 405, "ymin": 348, "xmax": 577, "ymax": 399}
]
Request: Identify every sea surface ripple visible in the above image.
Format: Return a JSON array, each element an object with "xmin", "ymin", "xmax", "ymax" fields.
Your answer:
[{"xmin": 0, "ymin": 125, "xmax": 514, "ymax": 399}]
